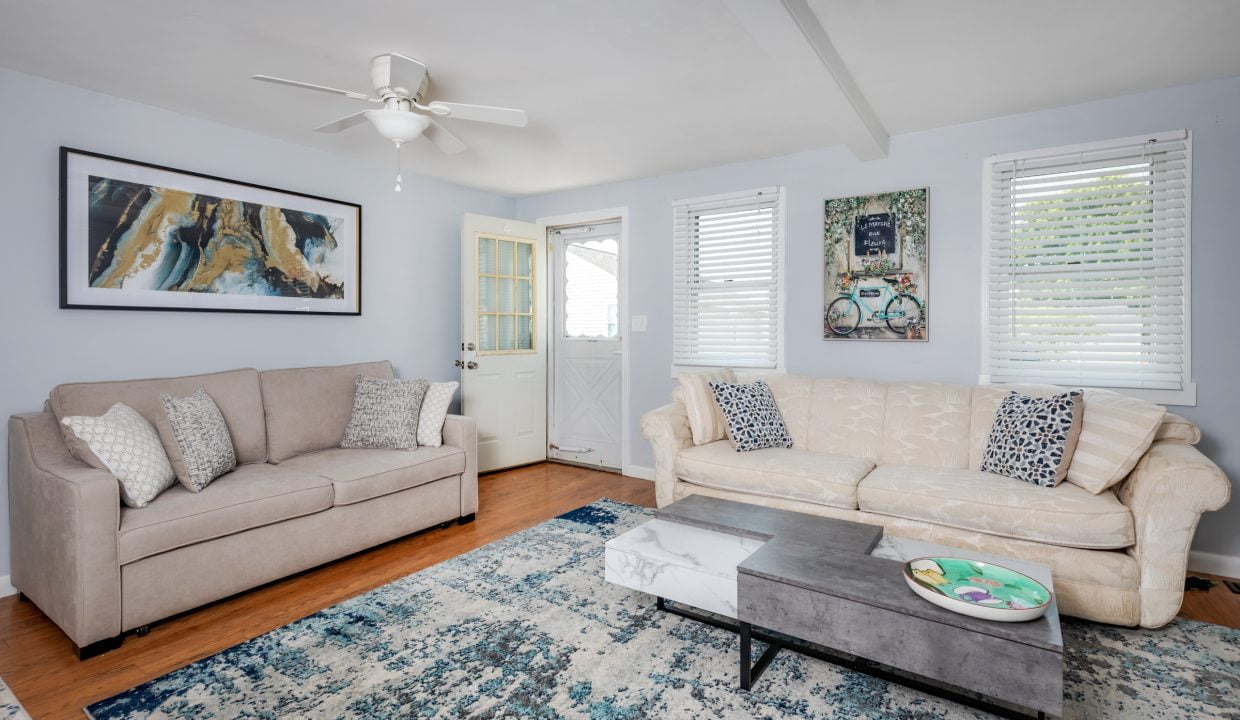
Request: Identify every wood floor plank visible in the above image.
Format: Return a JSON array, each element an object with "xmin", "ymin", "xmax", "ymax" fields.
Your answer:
[{"xmin": 1, "ymin": 463, "xmax": 1235, "ymax": 719}]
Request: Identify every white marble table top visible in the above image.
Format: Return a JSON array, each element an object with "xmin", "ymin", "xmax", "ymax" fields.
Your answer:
[{"xmin": 605, "ymin": 519, "xmax": 766, "ymax": 580}]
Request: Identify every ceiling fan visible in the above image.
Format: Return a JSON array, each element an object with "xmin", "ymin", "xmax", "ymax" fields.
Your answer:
[{"xmin": 252, "ymin": 53, "xmax": 527, "ymax": 190}]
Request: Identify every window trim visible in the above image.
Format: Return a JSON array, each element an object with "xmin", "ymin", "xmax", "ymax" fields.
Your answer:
[
  {"xmin": 979, "ymin": 130, "xmax": 1195, "ymax": 406},
  {"xmin": 670, "ymin": 186, "xmax": 786, "ymax": 377}
]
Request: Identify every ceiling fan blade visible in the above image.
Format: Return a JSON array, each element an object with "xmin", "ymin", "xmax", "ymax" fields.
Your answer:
[
  {"xmin": 314, "ymin": 111, "xmax": 372, "ymax": 134},
  {"xmin": 252, "ymin": 75, "xmax": 378, "ymax": 102},
  {"xmin": 427, "ymin": 102, "xmax": 527, "ymax": 127},
  {"xmin": 424, "ymin": 119, "xmax": 468, "ymax": 154}
]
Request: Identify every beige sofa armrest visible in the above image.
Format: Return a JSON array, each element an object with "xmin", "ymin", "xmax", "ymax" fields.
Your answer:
[
  {"xmin": 1115, "ymin": 440, "xmax": 1231, "ymax": 628},
  {"xmin": 640, "ymin": 401, "xmax": 692, "ymax": 507},
  {"xmin": 8, "ymin": 412, "xmax": 122, "ymax": 648},
  {"xmin": 441, "ymin": 414, "xmax": 478, "ymax": 517}
]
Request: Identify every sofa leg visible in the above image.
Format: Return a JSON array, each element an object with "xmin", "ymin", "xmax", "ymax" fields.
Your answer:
[
  {"xmin": 134, "ymin": 624, "xmax": 150, "ymax": 637},
  {"xmin": 16, "ymin": 591, "xmax": 28, "ymax": 603},
  {"xmin": 458, "ymin": 513, "xmax": 476, "ymax": 525},
  {"xmin": 76, "ymin": 635, "xmax": 123, "ymax": 660}
]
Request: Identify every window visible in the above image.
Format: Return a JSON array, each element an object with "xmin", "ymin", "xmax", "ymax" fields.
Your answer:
[
  {"xmin": 477, "ymin": 235, "xmax": 535, "ymax": 353},
  {"xmin": 983, "ymin": 131, "xmax": 1192, "ymax": 403},
  {"xmin": 555, "ymin": 222, "xmax": 620, "ymax": 339},
  {"xmin": 672, "ymin": 187, "xmax": 784, "ymax": 370}
]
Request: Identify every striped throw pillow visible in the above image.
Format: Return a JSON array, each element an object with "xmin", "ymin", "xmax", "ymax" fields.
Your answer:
[
  {"xmin": 677, "ymin": 368, "xmax": 735, "ymax": 445},
  {"xmin": 1065, "ymin": 389, "xmax": 1165, "ymax": 494}
]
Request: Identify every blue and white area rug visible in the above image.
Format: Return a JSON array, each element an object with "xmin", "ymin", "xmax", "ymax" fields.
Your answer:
[
  {"xmin": 0, "ymin": 675, "xmax": 31, "ymax": 720},
  {"xmin": 87, "ymin": 500, "xmax": 1239, "ymax": 719}
]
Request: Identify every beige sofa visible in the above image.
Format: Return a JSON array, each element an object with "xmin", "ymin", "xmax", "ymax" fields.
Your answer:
[
  {"xmin": 641, "ymin": 374, "xmax": 1230, "ymax": 628},
  {"xmin": 8, "ymin": 361, "xmax": 477, "ymax": 658}
]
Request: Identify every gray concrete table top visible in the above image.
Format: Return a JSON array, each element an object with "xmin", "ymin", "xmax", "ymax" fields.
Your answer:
[{"xmin": 656, "ymin": 494, "xmax": 1062, "ymax": 654}]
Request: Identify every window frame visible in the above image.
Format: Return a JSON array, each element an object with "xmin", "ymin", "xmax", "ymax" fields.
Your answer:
[
  {"xmin": 670, "ymin": 186, "xmax": 787, "ymax": 376},
  {"xmin": 980, "ymin": 130, "xmax": 1195, "ymax": 406}
]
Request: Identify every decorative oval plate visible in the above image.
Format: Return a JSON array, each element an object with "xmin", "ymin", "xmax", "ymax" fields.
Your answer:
[{"xmin": 902, "ymin": 557, "xmax": 1052, "ymax": 622}]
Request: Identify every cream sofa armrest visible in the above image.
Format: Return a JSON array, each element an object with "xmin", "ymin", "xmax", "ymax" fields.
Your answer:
[
  {"xmin": 441, "ymin": 414, "xmax": 478, "ymax": 517},
  {"xmin": 8, "ymin": 412, "xmax": 122, "ymax": 648},
  {"xmin": 640, "ymin": 401, "xmax": 692, "ymax": 507},
  {"xmin": 1115, "ymin": 440, "xmax": 1231, "ymax": 628}
]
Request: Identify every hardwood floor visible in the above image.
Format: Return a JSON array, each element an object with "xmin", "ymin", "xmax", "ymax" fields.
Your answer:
[
  {"xmin": 0, "ymin": 463, "xmax": 655, "ymax": 719},
  {"xmin": 1, "ymin": 462, "xmax": 1235, "ymax": 719}
]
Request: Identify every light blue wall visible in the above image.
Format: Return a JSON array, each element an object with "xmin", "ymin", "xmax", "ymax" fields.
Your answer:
[
  {"xmin": 0, "ymin": 68, "xmax": 515, "ymax": 579},
  {"xmin": 517, "ymin": 76, "xmax": 1240, "ymax": 559}
]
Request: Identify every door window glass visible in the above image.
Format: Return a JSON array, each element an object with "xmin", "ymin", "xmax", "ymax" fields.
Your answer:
[
  {"xmin": 563, "ymin": 237, "xmax": 619, "ymax": 339},
  {"xmin": 478, "ymin": 235, "xmax": 535, "ymax": 353}
]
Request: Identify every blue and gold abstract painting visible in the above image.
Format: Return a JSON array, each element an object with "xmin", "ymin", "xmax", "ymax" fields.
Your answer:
[{"xmin": 61, "ymin": 148, "xmax": 361, "ymax": 314}]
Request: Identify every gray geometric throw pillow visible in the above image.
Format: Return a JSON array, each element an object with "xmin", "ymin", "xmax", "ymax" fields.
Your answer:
[
  {"xmin": 981, "ymin": 391, "xmax": 1083, "ymax": 487},
  {"xmin": 341, "ymin": 375, "xmax": 429, "ymax": 450},
  {"xmin": 158, "ymin": 388, "xmax": 237, "ymax": 492},
  {"xmin": 708, "ymin": 379, "xmax": 794, "ymax": 452},
  {"xmin": 61, "ymin": 403, "xmax": 176, "ymax": 508}
]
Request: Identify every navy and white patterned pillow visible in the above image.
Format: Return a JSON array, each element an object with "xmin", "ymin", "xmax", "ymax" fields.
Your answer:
[
  {"xmin": 708, "ymin": 380, "xmax": 793, "ymax": 452},
  {"xmin": 981, "ymin": 391, "xmax": 1083, "ymax": 487}
]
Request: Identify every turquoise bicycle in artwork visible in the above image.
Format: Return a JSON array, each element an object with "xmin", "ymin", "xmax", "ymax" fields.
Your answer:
[{"xmin": 826, "ymin": 272, "xmax": 923, "ymax": 336}]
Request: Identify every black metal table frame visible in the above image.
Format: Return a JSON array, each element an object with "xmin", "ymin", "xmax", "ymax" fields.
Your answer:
[{"xmin": 655, "ymin": 597, "xmax": 1047, "ymax": 720}]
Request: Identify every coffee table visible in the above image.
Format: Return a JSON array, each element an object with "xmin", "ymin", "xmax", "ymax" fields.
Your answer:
[{"xmin": 605, "ymin": 495, "xmax": 1062, "ymax": 719}]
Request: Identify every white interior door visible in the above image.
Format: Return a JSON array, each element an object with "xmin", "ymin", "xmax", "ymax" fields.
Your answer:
[
  {"xmin": 461, "ymin": 213, "xmax": 548, "ymax": 472},
  {"xmin": 549, "ymin": 221, "xmax": 622, "ymax": 470}
]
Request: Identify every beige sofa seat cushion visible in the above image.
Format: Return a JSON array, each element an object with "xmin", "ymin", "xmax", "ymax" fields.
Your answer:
[
  {"xmin": 49, "ymin": 368, "xmax": 267, "ymax": 466},
  {"xmin": 261, "ymin": 361, "xmax": 394, "ymax": 463},
  {"xmin": 879, "ymin": 382, "xmax": 973, "ymax": 469},
  {"xmin": 675, "ymin": 442, "xmax": 874, "ymax": 510},
  {"xmin": 280, "ymin": 446, "xmax": 466, "ymax": 506},
  {"xmin": 807, "ymin": 378, "xmax": 888, "ymax": 461},
  {"xmin": 859, "ymin": 465, "xmax": 1135, "ymax": 550},
  {"xmin": 118, "ymin": 463, "xmax": 333, "ymax": 564}
]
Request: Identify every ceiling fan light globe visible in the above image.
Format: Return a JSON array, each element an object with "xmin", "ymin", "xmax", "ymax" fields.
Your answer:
[{"xmin": 365, "ymin": 109, "xmax": 430, "ymax": 143}]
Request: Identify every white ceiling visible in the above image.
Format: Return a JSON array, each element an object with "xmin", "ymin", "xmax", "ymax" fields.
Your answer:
[{"xmin": 2, "ymin": 0, "xmax": 1238, "ymax": 197}]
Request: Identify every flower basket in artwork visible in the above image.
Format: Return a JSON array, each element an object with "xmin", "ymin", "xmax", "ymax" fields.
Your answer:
[{"xmin": 822, "ymin": 188, "xmax": 928, "ymax": 342}]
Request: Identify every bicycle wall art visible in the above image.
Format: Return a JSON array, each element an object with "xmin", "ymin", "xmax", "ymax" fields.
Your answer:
[{"xmin": 823, "ymin": 188, "xmax": 928, "ymax": 341}]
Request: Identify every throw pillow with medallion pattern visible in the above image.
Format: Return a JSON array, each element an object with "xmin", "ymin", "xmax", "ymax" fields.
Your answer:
[
  {"xmin": 708, "ymin": 379, "xmax": 793, "ymax": 452},
  {"xmin": 981, "ymin": 390, "xmax": 1083, "ymax": 487}
]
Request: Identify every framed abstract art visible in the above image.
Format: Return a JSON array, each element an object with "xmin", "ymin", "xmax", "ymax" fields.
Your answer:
[{"xmin": 60, "ymin": 147, "xmax": 362, "ymax": 315}]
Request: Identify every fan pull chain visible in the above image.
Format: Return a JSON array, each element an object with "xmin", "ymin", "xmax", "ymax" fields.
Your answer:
[{"xmin": 394, "ymin": 140, "xmax": 404, "ymax": 192}]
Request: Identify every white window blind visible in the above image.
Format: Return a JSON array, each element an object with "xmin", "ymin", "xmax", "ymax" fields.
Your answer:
[
  {"xmin": 983, "ymin": 131, "xmax": 1191, "ymax": 395},
  {"xmin": 673, "ymin": 187, "xmax": 784, "ymax": 369}
]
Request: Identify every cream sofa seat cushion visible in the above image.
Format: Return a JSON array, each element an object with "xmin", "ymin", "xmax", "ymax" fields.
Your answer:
[
  {"xmin": 50, "ymin": 368, "xmax": 267, "ymax": 466},
  {"xmin": 858, "ymin": 465, "xmax": 1135, "ymax": 550},
  {"xmin": 675, "ymin": 441, "xmax": 874, "ymax": 510},
  {"xmin": 118, "ymin": 463, "xmax": 333, "ymax": 564},
  {"xmin": 261, "ymin": 361, "xmax": 394, "ymax": 463},
  {"xmin": 879, "ymin": 382, "xmax": 972, "ymax": 468},
  {"xmin": 281, "ymin": 446, "xmax": 466, "ymax": 506}
]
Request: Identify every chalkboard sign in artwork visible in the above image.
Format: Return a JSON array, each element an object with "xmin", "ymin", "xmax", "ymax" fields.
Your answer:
[
  {"xmin": 823, "ymin": 187, "xmax": 929, "ymax": 342},
  {"xmin": 855, "ymin": 213, "xmax": 896, "ymax": 256}
]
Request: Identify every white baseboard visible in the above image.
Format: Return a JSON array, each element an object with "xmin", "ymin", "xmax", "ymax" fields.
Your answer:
[
  {"xmin": 0, "ymin": 575, "xmax": 15, "ymax": 598},
  {"xmin": 1188, "ymin": 550, "xmax": 1240, "ymax": 579},
  {"xmin": 623, "ymin": 464, "xmax": 655, "ymax": 481}
]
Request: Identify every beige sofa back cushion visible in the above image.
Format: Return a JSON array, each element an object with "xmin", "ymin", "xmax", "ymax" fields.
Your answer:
[
  {"xmin": 49, "ymin": 369, "xmax": 267, "ymax": 466},
  {"xmin": 261, "ymin": 360, "xmax": 394, "ymax": 463},
  {"xmin": 806, "ymin": 378, "xmax": 887, "ymax": 460},
  {"xmin": 1155, "ymin": 412, "xmax": 1201, "ymax": 444},
  {"xmin": 736, "ymin": 372, "xmax": 815, "ymax": 449},
  {"xmin": 879, "ymin": 382, "xmax": 972, "ymax": 468}
]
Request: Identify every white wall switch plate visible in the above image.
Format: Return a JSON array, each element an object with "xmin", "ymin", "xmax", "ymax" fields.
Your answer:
[{"xmin": 631, "ymin": 315, "xmax": 648, "ymax": 332}]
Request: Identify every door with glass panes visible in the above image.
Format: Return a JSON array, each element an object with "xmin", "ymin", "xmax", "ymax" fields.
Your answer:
[{"xmin": 460, "ymin": 213, "xmax": 547, "ymax": 472}]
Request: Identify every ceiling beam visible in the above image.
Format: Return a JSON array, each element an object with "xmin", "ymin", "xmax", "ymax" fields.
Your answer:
[
  {"xmin": 778, "ymin": 0, "xmax": 887, "ymax": 159},
  {"xmin": 724, "ymin": 0, "xmax": 888, "ymax": 160}
]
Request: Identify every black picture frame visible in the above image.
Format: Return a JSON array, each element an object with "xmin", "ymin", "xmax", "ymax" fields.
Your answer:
[{"xmin": 59, "ymin": 146, "xmax": 363, "ymax": 316}]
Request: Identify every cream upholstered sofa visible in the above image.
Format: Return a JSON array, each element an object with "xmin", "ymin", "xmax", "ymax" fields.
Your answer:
[
  {"xmin": 8, "ymin": 361, "xmax": 477, "ymax": 657},
  {"xmin": 641, "ymin": 373, "xmax": 1230, "ymax": 628}
]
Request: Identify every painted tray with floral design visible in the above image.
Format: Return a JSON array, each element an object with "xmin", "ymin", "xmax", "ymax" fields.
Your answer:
[{"xmin": 902, "ymin": 557, "xmax": 1052, "ymax": 622}]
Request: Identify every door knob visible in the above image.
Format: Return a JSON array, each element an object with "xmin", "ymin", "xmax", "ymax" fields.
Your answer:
[{"xmin": 466, "ymin": 361, "xmax": 478, "ymax": 370}]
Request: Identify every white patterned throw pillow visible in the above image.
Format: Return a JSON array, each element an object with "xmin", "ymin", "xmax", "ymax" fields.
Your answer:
[
  {"xmin": 342, "ymin": 375, "xmax": 429, "ymax": 450},
  {"xmin": 417, "ymin": 381, "xmax": 459, "ymax": 448},
  {"xmin": 61, "ymin": 403, "xmax": 176, "ymax": 508},
  {"xmin": 159, "ymin": 388, "xmax": 237, "ymax": 492},
  {"xmin": 981, "ymin": 391, "xmax": 1083, "ymax": 487},
  {"xmin": 708, "ymin": 379, "xmax": 793, "ymax": 452}
]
